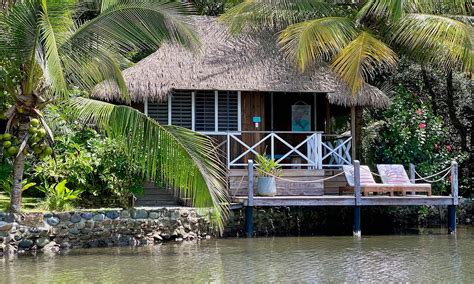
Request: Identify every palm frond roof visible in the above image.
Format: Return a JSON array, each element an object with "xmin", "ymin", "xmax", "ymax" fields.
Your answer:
[{"xmin": 93, "ymin": 16, "xmax": 389, "ymax": 108}]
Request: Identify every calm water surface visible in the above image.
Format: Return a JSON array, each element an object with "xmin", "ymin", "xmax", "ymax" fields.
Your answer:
[{"xmin": 1, "ymin": 227, "xmax": 474, "ymax": 283}]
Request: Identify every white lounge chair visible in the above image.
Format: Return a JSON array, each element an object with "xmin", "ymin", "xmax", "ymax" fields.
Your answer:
[
  {"xmin": 341, "ymin": 165, "xmax": 394, "ymax": 196},
  {"xmin": 376, "ymin": 164, "xmax": 432, "ymax": 196}
]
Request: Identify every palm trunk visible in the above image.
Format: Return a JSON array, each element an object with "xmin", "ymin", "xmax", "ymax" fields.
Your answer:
[
  {"xmin": 446, "ymin": 70, "xmax": 467, "ymax": 151},
  {"xmin": 421, "ymin": 66, "xmax": 438, "ymax": 116},
  {"xmin": 9, "ymin": 120, "xmax": 28, "ymax": 213}
]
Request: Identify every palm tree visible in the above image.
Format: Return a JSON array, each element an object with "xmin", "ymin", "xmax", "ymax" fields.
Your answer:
[
  {"xmin": 221, "ymin": 0, "xmax": 472, "ymax": 96},
  {"xmin": 0, "ymin": 0, "xmax": 228, "ymax": 229}
]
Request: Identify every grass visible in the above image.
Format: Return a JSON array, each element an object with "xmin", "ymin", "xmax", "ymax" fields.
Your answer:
[{"xmin": 0, "ymin": 193, "xmax": 42, "ymax": 212}]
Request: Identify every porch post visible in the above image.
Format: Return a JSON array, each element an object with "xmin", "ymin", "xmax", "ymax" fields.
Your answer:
[
  {"xmin": 245, "ymin": 160, "xmax": 254, "ymax": 238},
  {"xmin": 350, "ymin": 106, "xmax": 356, "ymax": 162}
]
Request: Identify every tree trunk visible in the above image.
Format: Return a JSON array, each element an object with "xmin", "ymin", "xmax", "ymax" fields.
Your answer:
[
  {"xmin": 446, "ymin": 70, "xmax": 467, "ymax": 151},
  {"xmin": 9, "ymin": 120, "xmax": 28, "ymax": 213},
  {"xmin": 421, "ymin": 66, "xmax": 438, "ymax": 116}
]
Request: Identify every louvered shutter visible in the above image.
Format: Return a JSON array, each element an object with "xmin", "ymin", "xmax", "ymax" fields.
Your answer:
[
  {"xmin": 195, "ymin": 91, "xmax": 216, "ymax": 131},
  {"xmin": 170, "ymin": 91, "xmax": 192, "ymax": 129},
  {"xmin": 218, "ymin": 91, "xmax": 239, "ymax": 131},
  {"xmin": 148, "ymin": 101, "xmax": 168, "ymax": 125}
]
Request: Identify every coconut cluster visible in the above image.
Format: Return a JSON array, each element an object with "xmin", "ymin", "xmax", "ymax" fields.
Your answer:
[{"xmin": 1, "ymin": 118, "xmax": 53, "ymax": 159}]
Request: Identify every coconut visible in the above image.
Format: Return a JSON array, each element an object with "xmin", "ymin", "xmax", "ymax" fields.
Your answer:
[
  {"xmin": 30, "ymin": 118, "xmax": 40, "ymax": 127},
  {"xmin": 7, "ymin": 146, "xmax": 18, "ymax": 156}
]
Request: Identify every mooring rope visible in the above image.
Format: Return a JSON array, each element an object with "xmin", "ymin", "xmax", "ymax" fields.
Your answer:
[
  {"xmin": 233, "ymin": 163, "xmax": 453, "ymax": 190},
  {"xmin": 239, "ymin": 169, "xmax": 346, "ymax": 184},
  {"xmin": 414, "ymin": 166, "xmax": 452, "ymax": 183}
]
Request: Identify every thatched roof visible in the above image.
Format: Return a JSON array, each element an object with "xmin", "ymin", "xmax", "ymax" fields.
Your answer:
[{"xmin": 93, "ymin": 16, "xmax": 389, "ymax": 108}]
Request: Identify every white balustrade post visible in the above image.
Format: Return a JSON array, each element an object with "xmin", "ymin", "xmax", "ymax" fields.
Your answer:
[
  {"xmin": 227, "ymin": 133, "xmax": 231, "ymax": 169},
  {"xmin": 316, "ymin": 133, "xmax": 323, "ymax": 169}
]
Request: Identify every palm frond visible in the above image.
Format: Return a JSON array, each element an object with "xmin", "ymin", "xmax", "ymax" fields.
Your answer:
[
  {"xmin": 357, "ymin": 0, "xmax": 404, "ymax": 23},
  {"xmin": 0, "ymin": 0, "xmax": 40, "ymax": 62},
  {"xmin": 67, "ymin": 97, "xmax": 229, "ymax": 232},
  {"xmin": 220, "ymin": 0, "xmax": 337, "ymax": 34},
  {"xmin": 331, "ymin": 31, "xmax": 398, "ymax": 95},
  {"xmin": 60, "ymin": 46, "xmax": 129, "ymax": 102},
  {"xmin": 404, "ymin": 0, "xmax": 471, "ymax": 15},
  {"xmin": 390, "ymin": 14, "xmax": 472, "ymax": 72},
  {"xmin": 278, "ymin": 17, "xmax": 356, "ymax": 71},
  {"xmin": 38, "ymin": 8, "xmax": 67, "ymax": 96},
  {"xmin": 63, "ymin": 0, "xmax": 198, "ymax": 53}
]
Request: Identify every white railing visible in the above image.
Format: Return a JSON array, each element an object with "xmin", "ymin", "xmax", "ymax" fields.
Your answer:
[
  {"xmin": 321, "ymin": 135, "xmax": 352, "ymax": 167},
  {"xmin": 220, "ymin": 131, "xmax": 352, "ymax": 169}
]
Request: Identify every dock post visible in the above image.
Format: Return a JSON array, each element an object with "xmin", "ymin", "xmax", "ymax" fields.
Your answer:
[
  {"xmin": 409, "ymin": 163, "xmax": 416, "ymax": 195},
  {"xmin": 245, "ymin": 160, "xmax": 254, "ymax": 238},
  {"xmin": 353, "ymin": 160, "xmax": 361, "ymax": 237},
  {"xmin": 448, "ymin": 160, "xmax": 458, "ymax": 234}
]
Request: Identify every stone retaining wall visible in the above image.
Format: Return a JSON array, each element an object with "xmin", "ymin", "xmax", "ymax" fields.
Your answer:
[{"xmin": 0, "ymin": 208, "xmax": 213, "ymax": 256}]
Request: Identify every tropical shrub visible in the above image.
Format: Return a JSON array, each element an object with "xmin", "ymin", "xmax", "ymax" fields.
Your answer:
[
  {"xmin": 38, "ymin": 180, "xmax": 81, "ymax": 212},
  {"xmin": 362, "ymin": 87, "xmax": 466, "ymax": 194},
  {"xmin": 28, "ymin": 108, "xmax": 145, "ymax": 208}
]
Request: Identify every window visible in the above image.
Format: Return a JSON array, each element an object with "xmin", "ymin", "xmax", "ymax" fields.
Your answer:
[
  {"xmin": 218, "ymin": 91, "xmax": 238, "ymax": 131},
  {"xmin": 170, "ymin": 91, "xmax": 192, "ymax": 129},
  {"xmin": 146, "ymin": 90, "xmax": 240, "ymax": 133},
  {"xmin": 194, "ymin": 91, "xmax": 216, "ymax": 132},
  {"xmin": 147, "ymin": 99, "xmax": 168, "ymax": 125}
]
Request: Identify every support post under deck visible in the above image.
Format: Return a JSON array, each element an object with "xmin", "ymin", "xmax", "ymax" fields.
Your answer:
[
  {"xmin": 448, "ymin": 160, "xmax": 458, "ymax": 234},
  {"xmin": 353, "ymin": 160, "xmax": 361, "ymax": 237},
  {"xmin": 245, "ymin": 160, "xmax": 254, "ymax": 238}
]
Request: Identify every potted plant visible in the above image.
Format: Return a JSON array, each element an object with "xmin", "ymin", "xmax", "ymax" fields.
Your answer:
[{"xmin": 255, "ymin": 154, "xmax": 282, "ymax": 196}]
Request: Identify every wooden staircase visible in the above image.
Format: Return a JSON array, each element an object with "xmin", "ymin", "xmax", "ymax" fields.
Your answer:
[{"xmin": 134, "ymin": 183, "xmax": 178, "ymax": 207}]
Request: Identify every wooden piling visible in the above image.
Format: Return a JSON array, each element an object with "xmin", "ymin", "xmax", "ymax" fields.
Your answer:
[
  {"xmin": 409, "ymin": 163, "xmax": 416, "ymax": 195},
  {"xmin": 353, "ymin": 160, "xmax": 361, "ymax": 237},
  {"xmin": 448, "ymin": 161, "xmax": 458, "ymax": 234},
  {"xmin": 245, "ymin": 160, "xmax": 254, "ymax": 238}
]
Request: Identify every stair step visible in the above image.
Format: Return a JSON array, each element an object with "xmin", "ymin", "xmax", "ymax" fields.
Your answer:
[{"xmin": 135, "ymin": 200, "xmax": 178, "ymax": 206}]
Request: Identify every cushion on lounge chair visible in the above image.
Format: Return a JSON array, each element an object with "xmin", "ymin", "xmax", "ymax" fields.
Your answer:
[
  {"xmin": 342, "ymin": 165, "xmax": 376, "ymax": 187},
  {"xmin": 377, "ymin": 164, "xmax": 411, "ymax": 184}
]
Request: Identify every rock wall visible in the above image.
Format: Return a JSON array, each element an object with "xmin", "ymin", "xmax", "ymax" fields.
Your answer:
[{"xmin": 0, "ymin": 208, "xmax": 212, "ymax": 256}]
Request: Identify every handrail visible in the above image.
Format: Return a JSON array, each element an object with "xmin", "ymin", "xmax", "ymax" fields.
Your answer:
[{"xmin": 225, "ymin": 131, "xmax": 353, "ymax": 169}]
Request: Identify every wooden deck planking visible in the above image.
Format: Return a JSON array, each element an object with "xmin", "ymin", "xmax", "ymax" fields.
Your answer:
[{"xmin": 233, "ymin": 195, "xmax": 454, "ymax": 207}]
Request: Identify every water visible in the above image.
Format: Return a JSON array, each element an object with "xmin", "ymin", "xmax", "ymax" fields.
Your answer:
[{"xmin": 1, "ymin": 227, "xmax": 474, "ymax": 283}]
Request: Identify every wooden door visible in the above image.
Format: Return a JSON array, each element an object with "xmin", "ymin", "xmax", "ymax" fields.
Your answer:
[{"xmin": 237, "ymin": 92, "xmax": 266, "ymax": 165}]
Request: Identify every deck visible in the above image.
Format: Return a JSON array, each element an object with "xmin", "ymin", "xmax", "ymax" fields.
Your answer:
[{"xmin": 235, "ymin": 160, "xmax": 459, "ymax": 236}]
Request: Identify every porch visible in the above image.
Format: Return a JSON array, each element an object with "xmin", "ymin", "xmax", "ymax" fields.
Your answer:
[{"xmin": 212, "ymin": 131, "xmax": 352, "ymax": 196}]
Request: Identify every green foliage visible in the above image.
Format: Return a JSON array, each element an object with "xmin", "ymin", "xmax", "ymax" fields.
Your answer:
[
  {"xmin": 38, "ymin": 179, "xmax": 82, "ymax": 212},
  {"xmin": 221, "ymin": 0, "xmax": 472, "ymax": 95},
  {"xmin": 193, "ymin": 0, "xmax": 242, "ymax": 16},
  {"xmin": 362, "ymin": 87, "xmax": 465, "ymax": 194},
  {"xmin": 255, "ymin": 154, "xmax": 282, "ymax": 177},
  {"xmin": 68, "ymin": 98, "xmax": 229, "ymax": 230},
  {"xmin": 0, "ymin": 177, "xmax": 35, "ymax": 197},
  {"xmin": 29, "ymin": 107, "xmax": 145, "ymax": 208}
]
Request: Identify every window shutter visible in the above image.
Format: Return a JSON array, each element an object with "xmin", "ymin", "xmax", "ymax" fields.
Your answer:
[
  {"xmin": 218, "ymin": 91, "xmax": 239, "ymax": 131},
  {"xmin": 170, "ymin": 91, "xmax": 192, "ymax": 128},
  {"xmin": 148, "ymin": 101, "xmax": 168, "ymax": 125},
  {"xmin": 195, "ymin": 91, "xmax": 216, "ymax": 131}
]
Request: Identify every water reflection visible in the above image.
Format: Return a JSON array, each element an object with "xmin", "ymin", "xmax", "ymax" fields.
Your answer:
[{"xmin": 1, "ymin": 227, "xmax": 474, "ymax": 282}]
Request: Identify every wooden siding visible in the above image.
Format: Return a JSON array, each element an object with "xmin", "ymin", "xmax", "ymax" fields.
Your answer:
[{"xmin": 229, "ymin": 169, "xmax": 325, "ymax": 196}]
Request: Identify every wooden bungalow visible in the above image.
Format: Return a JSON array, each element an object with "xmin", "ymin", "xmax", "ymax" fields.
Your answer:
[{"xmin": 93, "ymin": 16, "xmax": 390, "ymax": 200}]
